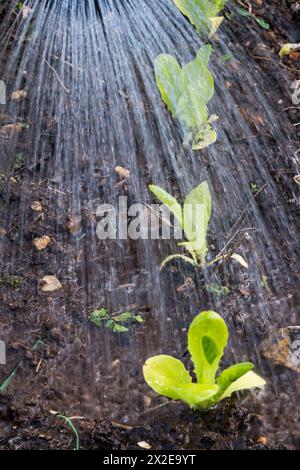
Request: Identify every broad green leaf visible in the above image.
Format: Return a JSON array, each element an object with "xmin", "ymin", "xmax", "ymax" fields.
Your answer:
[
  {"xmin": 220, "ymin": 371, "xmax": 266, "ymax": 400},
  {"xmin": 160, "ymin": 254, "xmax": 198, "ymax": 269},
  {"xmin": 177, "ymin": 85, "xmax": 208, "ymax": 132},
  {"xmin": 143, "ymin": 355, "xmax": 192, "ymax": 400},
  {"xmin": 173, "ymin": 1, "xmax": 228, "ymax": 36},
  {"xmin": 217, "ymin": 362, "xmax": 254, "ymax": 394},
  {"xmin": 183, "ymin": 181, "xmax": 211, "ymax": 255},
  {"xmin": 149, "ymin": 185, "xmax": 183, "ymax": 227},
  {"xmin": 173, "ymin": 0, "xmax": 211, "ymax": 33},
  {"xmin": 143, "ymin": 355, "xmax": 218, "ymax": 408},
  {"xmin": 183, "ymin": 46, "xmax": 214, "ymax": 103},
  {"xmin": 154, "ymin": 54, "xmax": 183, "ymax": 117},
  {"xmin": 188, "ymin": 311, "xmax": 228, "ymax": 384}
]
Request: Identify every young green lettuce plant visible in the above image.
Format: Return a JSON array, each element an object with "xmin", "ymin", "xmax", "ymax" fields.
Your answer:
[
  {"xmin": 173, "ymin": 1, "xmax": 228, "ymax": 37},
  {"xmin": 149, "ymin": 181, "xmax": 248, "ymax": 270},
  {"xmin": 143, "ymin": 311, "xmax": 266, "ymax": 410},
  {"xmin": 155, "ymin": 45, "xmax": 217, "ymax": 150}
]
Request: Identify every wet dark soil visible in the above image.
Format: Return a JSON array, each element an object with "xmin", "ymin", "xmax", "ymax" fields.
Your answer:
[
  {"xmin": 0, "ymin": 395, "xmax": 292, "ymax": 450},
  {"xmin": 0, "ymin": 0, "xmax": 299, "ymax": 451}
]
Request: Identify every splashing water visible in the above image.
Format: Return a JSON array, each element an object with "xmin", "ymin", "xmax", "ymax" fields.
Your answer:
[{"xmin": 0, "ymin": 0, "xmax": 299, "ymax": 445}]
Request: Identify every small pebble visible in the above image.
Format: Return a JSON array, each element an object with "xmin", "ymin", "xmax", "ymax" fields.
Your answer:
[{"xmin": 137, "ymin": 441, "xmax": 152, "ymax": 450}]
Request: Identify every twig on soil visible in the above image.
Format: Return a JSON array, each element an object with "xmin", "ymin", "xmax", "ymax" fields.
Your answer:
[
  {"xmin": 139, "ymin": 400, "xmax": 177, "ymax": 416},
  {"xmin": 251, "ymin": 55, "xmax": 300, "ymax": 74},
  {"xmin": 47, "ymin": 185, "xmax": 68, "ymax": 195},
  {"xmin": 235, "ymin": 0, "xmax": 252, "ymax": 13},
  {"xmin": 111, "ymin": 422, "xmax": 134, "ymax": 431},
  {"xmin": 35, "ymin": 359, "xmax": 43, "ymax": 373},
  {"xmin": 277, "ymin": 107, "xmax": 300, "ymax": 117}
]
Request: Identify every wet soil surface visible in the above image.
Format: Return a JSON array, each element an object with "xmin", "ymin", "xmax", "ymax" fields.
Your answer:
[{"xmin": 0, "ymin": 1, "xmax": 299, "ymax": 450}]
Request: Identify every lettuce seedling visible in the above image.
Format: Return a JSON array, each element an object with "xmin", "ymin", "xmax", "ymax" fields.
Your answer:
[
  {"xmin": 155, "ymin": 45, "xmax": 218, "ymax": 150},
  {"xmin": 149, "ymin": 181, "xmax": 248, "ymax": 269},
  {"xmin": 173, "ymin": 1, "xmax": 228, "ymax": 37},
  {"xmin": 143, "ymin": 311, "xmax": 266, "ymax": 409}
]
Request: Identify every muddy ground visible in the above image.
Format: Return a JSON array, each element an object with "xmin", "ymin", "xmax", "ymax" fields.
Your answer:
[{"xmin": 0, "ymin": 0, "xmax": 299, "ymax": 450}]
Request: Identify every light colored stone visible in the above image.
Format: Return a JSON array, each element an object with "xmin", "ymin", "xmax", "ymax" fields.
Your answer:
[
  {"xmin": 261, "ymin": 326, "xmax": 300, "ymax": 373},
  {"xmin": 33, "ymin": 236, "xmax": 51, "ymax": 251},
  {"xmin": 11, "ymin": 90, "xmax": 27, "ymax": 102},
  {"xmin": 41, "ymin": 275, "xmax": 62, "ymax": 292},
  {"xmin": 31, "ymin": 201, "xmax": 43, "ymax": 211},
  {"xmin": 115, "ymin": 166, "xmax": 131, "ymax": 179}
]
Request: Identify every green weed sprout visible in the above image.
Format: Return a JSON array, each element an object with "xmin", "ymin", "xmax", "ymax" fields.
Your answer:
[
  {"xmin": 149, "ymin": 181, "xmax": 248, "ymax": 269},
  {"xmin": 173, "ymin": 1, "xmax": 228, "ymax": 37},
  {"xmin": 51, "ymin": 412, "xmax": 80, "ymax": 451},
  {"xmin": 90, "ymin": 308, "xmax": 144, "ymax": 333},
  {"xmin": 155, "ymin": 45, "xmax": 218, "ymax": 150},
  {"xmin": 143, "ymin": 311, "xmax": 266, "ymax": 410}
]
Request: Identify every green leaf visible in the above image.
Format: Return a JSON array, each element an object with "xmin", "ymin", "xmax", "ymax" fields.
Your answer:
[
  {"xmin": 183, "ymin": 181, "xmax": 211, "ymax": 257},
  {"xmin": 90, "ymin": 308, "xmax": 108, "ymax": 326},
  {"xmin": 149, "ymin": 185, "xmax": 183, "ymax": 227},
  {"xmin": 236, "ymin": 7, "xmax": 251, "ymax": 17},
  {"xmin": 182, "ymin": 46, "xmax": 214, "ymax": 103},
  {"xmin": 173, "ymin": 0, "xmax": 228, "ymax": 36},
  {"xmin": 143, "ymin": 355, "xmax": 192, "ymax": 400},
  {"xmin": 0, "ymin": 362, "xmax": 23, "ymax": 393},
  {"xmin": 177, "ymin": 85, "xmax": 208, "ymax": 132},
  {"xmin": 154, "ymin": 54, "xmax": 183, "ymax": 117},
  {"xmin": 134, "ymin": 315, "xmax": 144, "ymax": 324},
  {"xmin": 143, "ymin": 355, "xmax": 218, "ymax": 408},
  {"xmin": 255, "ymin": 17, "xmax": 269, "ymax": 30},
  {"xmin": 236, "ymin": 7, "xmax": 269, "ymax": 30},
  {"xmin": 106, "ymin": 320, "xmax": 129, "ymax": 333},
  {"xmin": 217, "ymin": 362, "xmax": 254, "ymax": 394},
  {"xmin": 115, "ymin": 311, "xmax": 135, "ymax": 322},
  {"xmin": 219, "ymin": 371, "xmax": 266, "ymax": 400},
  {"xmin": 188, "ymin": 311, "xmax": 228, "ymax": 384}
]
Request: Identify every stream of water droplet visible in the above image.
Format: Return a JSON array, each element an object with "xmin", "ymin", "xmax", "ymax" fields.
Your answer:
[{"xmin": 0, "ymin": 0, "xmax": 299, "ymax": 446}]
